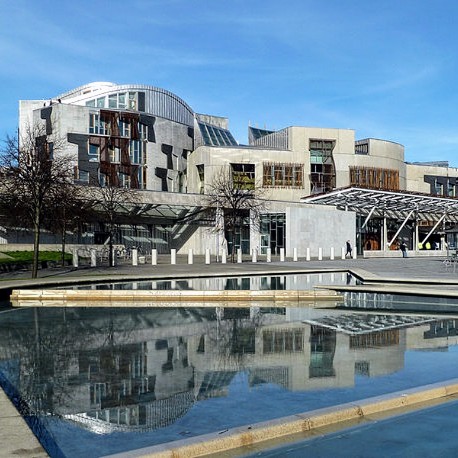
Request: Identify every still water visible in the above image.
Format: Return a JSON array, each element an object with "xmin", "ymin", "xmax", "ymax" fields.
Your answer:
[
  {"xmin": 1, "ymin": 302, "xmax": 458, "ymax": 457},
  {"xmin": 67, "ymin": 272, "xmax": 358, "ymax": 291}
]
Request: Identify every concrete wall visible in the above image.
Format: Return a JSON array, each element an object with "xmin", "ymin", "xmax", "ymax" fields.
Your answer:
[
  {"xmin": 334, "ymin": 138, "xmax": 406, "ymax": 189},
  {"xmin": 406, "ymin": 163, "xmax": 458, "ymax": 194},
  {"xmin": 188, "ymin": 146, "xmax": 307, "ymax": 202},
  {"xmin": 286, "ymin": 205, "xmax": 355, "ymax": 258}
]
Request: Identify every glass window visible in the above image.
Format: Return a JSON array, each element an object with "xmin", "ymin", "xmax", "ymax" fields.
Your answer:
[
  {"xmin": 98, "ymin": 172, "xmax": 106, "ymax": 187},
  {"xmin": 130, "ymin": 140, "xmax": 140, "ymax": 164},
  {"xmin": 231, "ymin": 163, "xmax": 255, "ymax": 189},
  {"xmin": 79, "ymin": 170, "xmax": 89, "ymax": 182},
  {"xmin": 262, "ymin": 163, "xmax": 303, "ymax": 188},
  {"xmin": 86, "ymin": 100, "xmax": 95, "ymax": 107},
  {"xmin": 197, "ymin": 164, "xmax": 205, "ymax": 194},
  {"xmin": 89, "ymin": 113, "xmax": 98, "ymax": 134},
  {"xmin": 119, "ymin": 172, "xmax": 130, "ymax": 188},
  {"xmin": 109, "ymin": 147, "xmax": 120, "ymax": 163},
  {"xmin": 96, "ymin": 97, "xmax": 105, "ymax": 108},
  {"xmin": 434, "ymin": 180, "xmax": 443, "ymax": 195},
  {"xmin": 118, "ymin": 93, "xmax": 126, "ymax": 109},
  {"xmin": 119, "ymin": 120, "xmax": 131, "ymax": 137},
  {"xmin": 128, "ymin": 92, "xmax": 137, "ymax": 110},
  {"xmin": 89, "ymin": 144, "xmax": 99, "ymax": 157},
  {"xmin": 138, "ymin": 123, "xmax": 147, "ymax": 140},
  {"xmin": 108, "ymin": 94, "xmax": 117, "ymax": 109}
]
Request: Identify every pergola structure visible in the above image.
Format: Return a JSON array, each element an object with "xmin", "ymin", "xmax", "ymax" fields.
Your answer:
[{"xmin": 301, "ymin": 187, "xmax": 458, "ymax": 251}]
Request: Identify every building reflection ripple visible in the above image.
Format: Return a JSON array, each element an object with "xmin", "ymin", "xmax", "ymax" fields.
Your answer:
[{"xmin": 0, "ymin": 306, "xmax": 457, "ymax": 456}]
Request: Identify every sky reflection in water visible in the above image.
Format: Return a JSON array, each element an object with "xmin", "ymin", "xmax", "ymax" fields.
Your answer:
[{"xmin": 1, "ymin": 277, "xmax": 458, "ymax": 457}]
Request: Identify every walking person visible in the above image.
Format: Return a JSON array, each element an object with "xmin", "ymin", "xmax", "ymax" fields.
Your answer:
[
  {"xmin": 345, "ymin": 240, "xmax": 352, "ymax": 258},
  {"xmin": 400, "ymin": 241, "xmax": 408, "ymax": 258}
]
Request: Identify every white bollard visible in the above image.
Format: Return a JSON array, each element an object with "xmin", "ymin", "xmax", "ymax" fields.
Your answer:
[
  {"xmin": 341, "ymin": 247, "xmax": 346, "ymax": 260},
  {"xmin": 306, "ymin": 247, "xmax": 311, "ymax": 261},
  {"xmin": 151, "ymin": 249, "xmax": 157, "ymax": 265},
  {"xmin": 318, "ymin": 247, "xmax": 323, "ymax": 260},
  {"xmin": 222, "ymin": 248, "xmax": 227, "ymax": 264},
  {"xmin": 267, "ymin": 248, "xmax": 272, "ymax": 263},
  {"xmin": 72, "ymin": 248, "xmax": 79, "ymax": 268},
  {"xmin": 293, "ymin": 247, "xmax": 298, "ymax": 262},
  {"xmin": 330, "ymin": 247, "xmax": 334, "ymax": 260},
  {"xmin": 237, "ymin": 248, "xmax": 242, "ymax": 263},
  {"xmin": 132, "ymin": 248, "xmax": 138, "ymax": 266},
  {"xmin": 280, "ymin": 248, "xmax": 285, "ymax": 262},
  {"xmin": 353, "ymin": 249, "xmax": 357, "ymax": 259},
  {"xmin": 205, "ymin": 248, "xmax": 211, "ymax": 264},
  {"xmin": 188, "ymin": 248, "xmax": 193, "ymax": 264},
  {"xmin": 91, "ymin": 249, "xmax": 97, "ymax": 267},
  {"xmin": 252, "ymin": 248, "xmax": 257, "ymax": 263},
  {"xmin": 111, "ymin": 248, "xmax": 116, "ymax": 267},
  {"xmin": 171, "ymin": 248, "xmax": 176, "ymax": 265}
]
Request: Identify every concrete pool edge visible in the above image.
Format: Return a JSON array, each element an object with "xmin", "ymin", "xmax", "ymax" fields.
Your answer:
[
  {"xmin": 101, "ymin": 378, "xmax": 458, "ymax": 458},
  {"xmin": 9, "ymin": 288, "xmax": 343, "ymax": 307},
  {"xmin": 0, "ymin": 389, "xmax": 48, "ymax": 457}
]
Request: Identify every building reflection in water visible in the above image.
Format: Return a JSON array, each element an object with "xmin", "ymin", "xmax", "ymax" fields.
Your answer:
[
  {"xmin": 70, "ymin": 272, "xmax": 358, "ymax": 292},
  {"xmin": 0, "ymin": 306, "xmax": 457, "ymax": 436}
]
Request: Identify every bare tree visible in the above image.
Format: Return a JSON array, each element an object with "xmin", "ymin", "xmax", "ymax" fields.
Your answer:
[
  {"xmin": 87, "ymin": 176, "xmax": 140, "ymax": 268},
  {"xmin": 45, "ymin": 184, "xmax": 93, "ymax": 267},
  {"xmin": 203, "ymin": 165, "xmax": 268, "ymax": 262},
  {"xmin": 0, "ymin": 123, "xmax": 74, "ymax": 278}
]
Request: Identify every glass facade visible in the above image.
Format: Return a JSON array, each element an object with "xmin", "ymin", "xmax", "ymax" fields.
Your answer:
[
  {"xmin": 260, "ymin": 213, "xmax": 286, "ymax": 255},
  {"xmin": 309, "ymin": 139, "xmax": 336, "ymax": 194}
]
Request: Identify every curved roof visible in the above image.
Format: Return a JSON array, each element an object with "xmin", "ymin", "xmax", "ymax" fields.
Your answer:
[{"xmin": 56, "ymin": 82, "xmax": 196, "ymax": 126}]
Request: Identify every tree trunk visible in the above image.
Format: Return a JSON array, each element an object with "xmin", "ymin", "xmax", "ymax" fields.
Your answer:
[
  {"xmin": 61, "ymin": 223, "xmax": 67, "ymax": 267},
  {"xmin": 32, "ymin": 215, "xmax": 40, "ymax": 279},
  {"xmin": 108, "ymin": 230, "xmax": 114, "ymax": 268}
]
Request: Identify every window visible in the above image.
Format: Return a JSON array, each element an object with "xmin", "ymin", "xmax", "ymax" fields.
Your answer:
[
  {"xmin": 138, "ymin": 123, "xmax": 147, "ymax": 140},
  {"xmin": 231, "ymin": 163, "xmax": 255, "ymax": 189},
  {"xmin": 197, "ymin": 164, "xmax": 204, "ymax": 194},
  {"xmin": 128, "ymin": 92, "xmax": 137, "ymax": 110},
  {"xmin": 448, "ymin": 181, "xmax": 455, "ymax": 197},
  {"xmin": 85, "ymin": 99, "xmax": 95, "ymax": 107},
  {"xmin": 309, "ymin": 139, "xmax": 335, "ymax": 194},
  {"xmin": 78, "ymin": 170, "xmax": 89, "ymax": 182},
  {"xmin": 98, "ymin": 171, "xmax": 106, "ymax": 187},
  {"xmin": 107, "ymin": 92, "xmax": 137, "ymax": 110},
  {"xmin": 434, "ymin": 180, "xmax": 443, "ymax": 195},
  {"xmin": 96, "ymin": 97, "xmax": 105, "ymax": 108},
  {"xmin": 349, "ymin": 166, "xmax": 399, "ymax": 190},
  {"xmin": 119, "ymin": 172, "xmax": 130, "ymax": 188},
  {"xmin": 119, "ymin": 120, "xmax": 131, "ymax": 137},
  {"xmin": 263, "ymin": 163, "xmax": 303, "ymax": 188},
  {"xmin": 88, "ymin": 143, "xmax": 100, "ymax": 161},
  {"xmin": 109, "ymin": 146, "xmax": 120, "ymax": 163},
  {"xmin": 89, "ymin": 113, "xmax": 107, "ymax": 135},
  {"xmin": 355, "ymin": 141, "xmax": 369, "ymax": 155},
  {"xmin": 130, "ymin": 140, "xmax": 141, "ymax": 164},
  {"xmin": 118, "ymin": 93, "xmax": 126, "ymax": 109},
  {"xmin": 108, "ymin": 94, "xmax": 117, "ymax": 109}
]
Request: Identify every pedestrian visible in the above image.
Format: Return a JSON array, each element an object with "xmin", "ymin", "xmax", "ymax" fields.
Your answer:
[
  {"xmin": 346, "ymin": 240, "xmax": 352, "ymax": 258},
  {"xmin": 400, "ymin": 241, "xmax": 407, "ymax": 258}
]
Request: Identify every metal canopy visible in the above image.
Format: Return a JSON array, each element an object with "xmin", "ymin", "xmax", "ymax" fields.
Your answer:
[{"xmin": 301, "ymin": 187, "xmax": 458, "ymax": 222}]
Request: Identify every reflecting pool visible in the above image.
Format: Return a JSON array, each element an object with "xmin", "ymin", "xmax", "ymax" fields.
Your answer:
[
  {"xmin": 66, "ymin": 272, "xmax": 358, "ymax": 291},
  {"xmin": 1, "ymin": 304, "xmax": 458, "ymax": 457}
]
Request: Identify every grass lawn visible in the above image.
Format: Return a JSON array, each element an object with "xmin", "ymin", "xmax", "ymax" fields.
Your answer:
[{"xmin": 0, "ymin": 251, "xmax": 72, "ymax": 265}]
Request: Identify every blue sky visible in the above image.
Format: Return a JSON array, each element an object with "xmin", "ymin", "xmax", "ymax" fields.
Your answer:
[{"xmin": 1, "ymin": 0, "xmax": 458, "ymax": 164}]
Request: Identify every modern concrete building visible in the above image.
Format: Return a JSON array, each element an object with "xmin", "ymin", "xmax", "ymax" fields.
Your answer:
[{"xmin": 12, "ymin": 82, "xmax": 458, "ymax": 258}]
